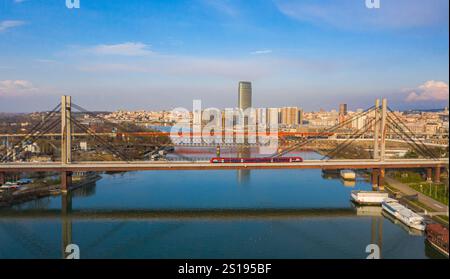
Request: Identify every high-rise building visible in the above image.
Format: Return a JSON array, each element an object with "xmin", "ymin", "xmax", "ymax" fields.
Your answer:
[
  {"xmin": 238, "ymin": 81, "xmax": 252, "ymax": 110},
  {"xmin": 339, "ymin": 104, "xmax": 348, "ymax": 124},
  {"xmin": 298, "ymin": 108, "xmax": 304, "ymax": 126},
  {"xmin": 339, "ymin": 104, "xmax": 348, "ymax": 116},
  {"xmin": 256, "ymin": 108, "xmax": 266, "ymax": 126},
  {"xmin": 267, "ymin": 108, "xmax": 280, "ymax": 128},
  {"xmin": 280, "ymin": 107, "xmax": 300, "ymax": 126}
]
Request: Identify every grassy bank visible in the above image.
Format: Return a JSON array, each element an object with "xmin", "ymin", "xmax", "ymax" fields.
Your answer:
[
  {"xmin": 390, "ymin": 171, "xmax": 449, "ymax": 206},
  {"xmin": 385, "ymin": 183, "xmax": 449, "ymax": 226}
]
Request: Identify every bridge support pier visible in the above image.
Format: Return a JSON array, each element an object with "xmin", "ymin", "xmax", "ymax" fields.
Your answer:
[
  {"xmin": 378, "ymin": 168, "xmax": 385, "ymax": 191},
  {"xmin": 0, "ymin": 172, "xmax": 5, "ymax": 185},
  {"xmin": 61, "ymin": 171, "xmax": 73, "ymax": 193},
  {"xmin": 434, "ymin": 166, "xmax": 441, "ymax": 183},
  {"xmin": 371, "ymin": 169, "xmax": 379, "ymax": 191},
  {"xmin": 426, "ymin": 168, "xmax": 433, "ymax": 182}
]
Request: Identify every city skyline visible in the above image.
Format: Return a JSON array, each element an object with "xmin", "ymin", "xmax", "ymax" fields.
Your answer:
[
  {"xmin": 0, "ymin": 0, "xmax": 449, "ymax": 112},
  {"xmin": 0, "ymin": 1, "xmax": 449, "ymax": 264}
]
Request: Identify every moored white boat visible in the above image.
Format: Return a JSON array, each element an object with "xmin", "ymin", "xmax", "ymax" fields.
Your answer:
[
  {"xmin": 340, "ymin": 170, "xmax": 356, "ymax": 180},
  {"xmin": 381, "ymin": 198, "xmax": 426, "ymax": 231},
  {"xmin": 351, "ymin": 190, "xmax": 389, "ymax": 205}
]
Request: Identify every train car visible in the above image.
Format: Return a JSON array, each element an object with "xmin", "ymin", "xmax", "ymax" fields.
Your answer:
[{"xmin": 210, "ymin": 157, "xmax": 303, "ymax": 163}]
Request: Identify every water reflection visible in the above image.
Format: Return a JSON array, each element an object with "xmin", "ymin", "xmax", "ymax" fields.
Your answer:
[
  {"xmin": 71, "ymin": 182, "xmax": 97, "ymax": 198},
  {"xmin": 3, "ymin": 199, "xmax": 432, "ymax": 259},
  {"xmin": 382, "ymin": 211, "xmax": 424, "ymax": 237},
  {"xmin": 0, "ymin": 206, "xmax": 434, "ymax": 259},
  {"xmin": 236, "ymin": 145, "xmax": 251, "ymax": 185},
  {"xmin": 0, "ymin": 154, "xmax": 436, "ymax": 259},
  {"xmin": 322, "ymin": 169, "xmax": 368, "ymax": 188},
  {"xmin": 342, "ymin": 180, "xmax": 356, "ymax": 188},
  {"xmin": 23, "ymin": 191, "xmax": 373, "ymax": 259}
]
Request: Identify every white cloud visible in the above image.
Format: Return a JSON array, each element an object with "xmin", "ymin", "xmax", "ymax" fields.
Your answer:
[
  {"xmin": 203, "ymin": 0, "xmax": 238, "ymax": 16},
  {"xmin": 275, "ymin": 0, "xmax": 449, "ymax": 30},
  {"xmin": 0, "ymin": 20, "xmax": 25, "ymax": 32},
  {"xmin": 78, "ymin": 63, "xmax": 149, "ymax": 73},
  {"xmin": 405, "ymin": 80, "xmax": 449, "ymax": 102},
  {"xmin": 250, "ymin": 49, "xmax": 273, "ymax": 55},
  {"xmin": 0, "ymin": 80, "xmax": 37, "ymax": 96},
  {"xmin": 89, "ymin": 42, "xmax": 153, "ymax": 56}
]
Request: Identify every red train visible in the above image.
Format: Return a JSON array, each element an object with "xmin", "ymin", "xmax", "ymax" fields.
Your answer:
[{"xmin": 210, "ymin": 157, "xmax": 303, "ymax": 163}]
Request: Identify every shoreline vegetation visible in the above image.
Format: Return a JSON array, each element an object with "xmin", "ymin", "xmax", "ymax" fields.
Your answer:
[
  {"xmin": 388, "ymin": 170, "xmax": 448, "ymax": 207},
  {"xmin": 0, "ymin": 173, "xmax": 102, "ymax": 208},
  {"xmin": 384, "ymin": 173, "xmax": 449, "ymax": 226}
]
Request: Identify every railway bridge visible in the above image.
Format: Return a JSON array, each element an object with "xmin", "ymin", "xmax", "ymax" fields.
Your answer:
[{"xmin": 0, "ymin": 96, "xmax": 448, "ymax": 193}]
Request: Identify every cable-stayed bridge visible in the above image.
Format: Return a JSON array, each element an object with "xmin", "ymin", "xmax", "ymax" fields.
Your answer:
[{"xmin": 0, "ymin": 96, "xmax": 448, "ymax": 192}]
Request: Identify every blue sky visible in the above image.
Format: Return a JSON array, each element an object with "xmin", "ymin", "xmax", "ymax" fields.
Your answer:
[{"xmin": 0, "ymin": 0, "xmax": 448, "ymax": 112}]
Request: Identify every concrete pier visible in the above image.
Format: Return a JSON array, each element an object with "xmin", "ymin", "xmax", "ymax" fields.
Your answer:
[
  {"xmin": 0, "ymin": 172, "xmax": 5, "ymax": 185},
  {"xmin": 371, "ymin": 169, "xmax": 379, "ymax": 191},
  {"xmin": 434, "ymin": 166, "xmax": 441, "ymax": 183},
  {"xmin": 378, "ymin": 168, "xmax": 385, "ymax": 191},
  {"xmin": 61, "ymin": 171, "xmax": 73, "ymax": 193}
]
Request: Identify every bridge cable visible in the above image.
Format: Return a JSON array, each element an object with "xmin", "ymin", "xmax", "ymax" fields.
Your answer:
[
  {"xmin": 0, "ymin": 116, "xmax": 61, "ymax": 162},
  {"xmin": 385, "ymin": 116, "xmax": 439, "ymax": 160},
  {"xmin": 0, "ymin": 117, "xmax": 61, "ymax": 162},
  {"xmin": 69, "ymin": 117, "xmax": 131, "ymax": 161},
  {"xmin": 72, "ymin": 103, "xmax": 168, "ymax": 161},
  {"xmin": 387, "ymin": 108, "xmax": 440, "ymax": 159},
  {"xmin": 70, "ymin": 120, "xmax": 131, "ymax": 162},
  {"xmin": 385, "ymin": 113, "xmax": 439, "ymax": 159},
  {"xmin": 385, "ymin": 115, "xmax": 437, "ymax": 158},
  {"xmin": 274, "ymin": 106, "xmax": 375, "ymax": 157},
  {"xmin": 322, "ymin": 117, "xmax": 378, "ymax": 160},
  {"xmin": 0, "ymin": 103, "xmax": 61, "ymax": 160},
  {"xmin": 385, "ymin": 120, "xmax": 433, "ymax": 159}
]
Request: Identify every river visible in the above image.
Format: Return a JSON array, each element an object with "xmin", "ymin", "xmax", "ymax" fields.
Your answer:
[{"xmin": 0, "ymin": 151, "xmax": 441, "ymax": 259}]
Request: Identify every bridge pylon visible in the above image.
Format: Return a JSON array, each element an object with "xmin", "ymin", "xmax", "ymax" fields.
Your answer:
[
  {"xmin": 373, "ymin": 99, "xmax": 380, "ymax": 160},
  {"xmin": 61, "ymin": 96, "xmax": 72, "ymax": 164},
  {"xmin": 380, "ymin": 98, "xmax": 387, "ymax": 161},
  {"xmin": 373, "ymin": 98, "xmax": 388, "ymax": 161}
]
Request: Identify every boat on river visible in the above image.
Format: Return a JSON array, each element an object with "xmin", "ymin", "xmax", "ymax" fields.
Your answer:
[
  {"xmin": 425, "ymin": 223, "xmax": 449, "ymax": 258},
  {"xmin": 382, "ymin": 211, "xmax": 424, "ymax": 236},
  {"xmin": 340, "ymin": 170, "xmax": 356, "ymax": 180},
  {"xmin": 351, "ymin": 190, "xmax": 389, "ymax": 205},
  {"xmin": 381, "ymin": 198, "xmax": 426, "ymax": 231}
]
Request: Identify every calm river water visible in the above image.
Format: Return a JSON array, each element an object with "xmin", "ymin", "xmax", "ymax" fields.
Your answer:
[{"xmin": 0, "ymin": 151, "xmax": 441, "ymax": 259}]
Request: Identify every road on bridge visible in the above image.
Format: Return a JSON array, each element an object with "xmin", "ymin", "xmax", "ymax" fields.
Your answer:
[{"xmin": 0, "ymin": 159, "xmax": 447, "ymax": 172}]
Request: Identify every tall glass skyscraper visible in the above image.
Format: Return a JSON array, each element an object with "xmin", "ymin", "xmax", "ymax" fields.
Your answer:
[{"xmin": 238, "ymin": 81, "xmax": 252, "ymax": 110}]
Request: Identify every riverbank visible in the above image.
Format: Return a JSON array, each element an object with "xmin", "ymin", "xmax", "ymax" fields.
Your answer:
[
  {"xmin": 384, "ymin": 176, "xmax": 449, "ymax": 226},
  {"xmin": 0, "ymin": 174, "xmax": 102, "ymax": 208}
]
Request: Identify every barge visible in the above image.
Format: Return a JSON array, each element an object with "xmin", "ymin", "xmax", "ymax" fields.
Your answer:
[
  {"xmin": 381, "ymin": 198, "xmax": 426, "ymax": 231},
  {"xmin": 351, "ymin": 190, "xmax": 389, "ymax": 205},
  {"xmin": 425, "ymin": 223, "xmax": 449, "ymax": 258}
]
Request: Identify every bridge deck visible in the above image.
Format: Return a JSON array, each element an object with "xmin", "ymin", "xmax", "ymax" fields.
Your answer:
[{"xmin": 0, "ymin": 159, "xmax": 447, "ymax": 172}]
